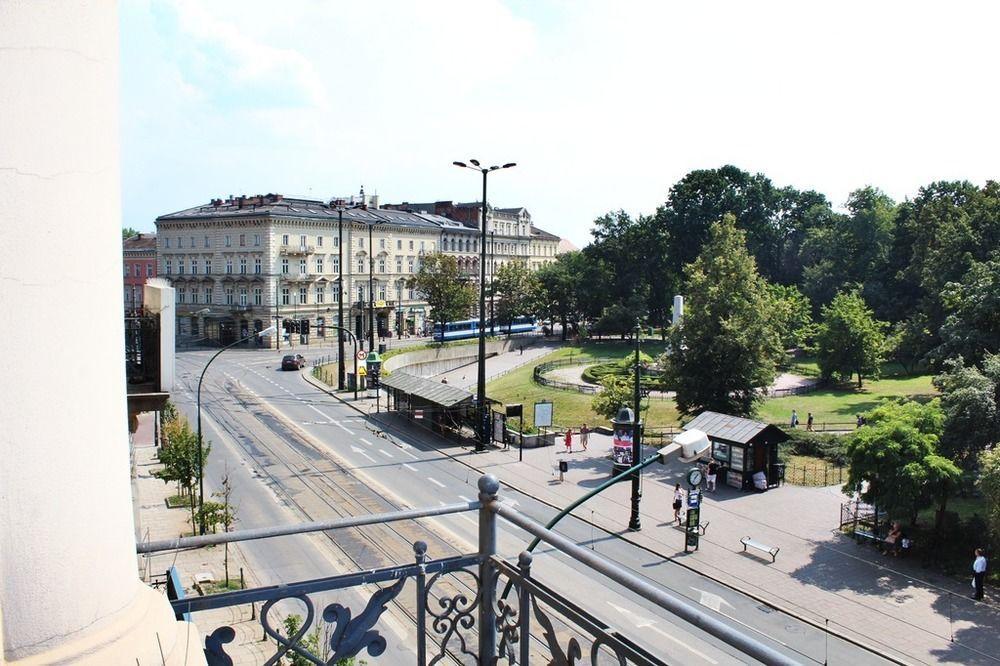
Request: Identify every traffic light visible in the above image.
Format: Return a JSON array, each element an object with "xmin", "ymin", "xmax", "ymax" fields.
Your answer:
[{"xmin": 301, "ymin": 319, "xmax": 310, "ymax": 335}]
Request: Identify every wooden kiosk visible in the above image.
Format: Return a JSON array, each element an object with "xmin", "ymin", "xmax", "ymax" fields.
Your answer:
[{"xmin": 683, "ymin": 411, "xmax": 789, "ymax": 491}]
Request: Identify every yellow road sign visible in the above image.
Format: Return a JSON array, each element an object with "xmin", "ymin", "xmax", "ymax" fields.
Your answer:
[{"xmin": 357, "ymin": 366, "xmax": 367, "ymax": 376}]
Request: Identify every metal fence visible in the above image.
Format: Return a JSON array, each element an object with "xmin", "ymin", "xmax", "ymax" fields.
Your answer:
[
  {"xmin": 784, "ymin": 461, "xmax": 848, "ymax": 487},
  {"xmin": 532, "ymin": 357, "xmax": 614, "ymax": 394},
  {"xmin": 139, "ymin": 475, "xmax": 799, "ymax": 666}
]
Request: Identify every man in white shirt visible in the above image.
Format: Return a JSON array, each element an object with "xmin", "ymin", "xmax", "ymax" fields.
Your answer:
[{"xmin": 972, "ymin": 548, "xmax": 987, "ymax": 601}]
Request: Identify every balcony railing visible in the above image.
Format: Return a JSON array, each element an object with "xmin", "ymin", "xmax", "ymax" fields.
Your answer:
[
  {"xmin": 279, "ymin": 245, "xmax": 316, "ymax": 255},
  {"xmin": 139, "ymin": 474, "xmax": 797, "ymax": 666}
]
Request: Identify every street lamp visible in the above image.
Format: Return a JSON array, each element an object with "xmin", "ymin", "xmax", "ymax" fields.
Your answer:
[
  {"xmin": 453, "ymin": 159, "xmax": 516, "ymax": 452},
  {"xmin": 330, "ymin": 198, "xmax": 367, "ymax": 390},
  {"xmin": 196, "ymin": 324, "xmax": 276, "ymax": 534},
  {"xmin": 358, "ymin": 219, "xmax": 387, "ymax": 352},
  {"xmin": 628, "ymin": 320, "xmax": 644, "ymax": 531}
]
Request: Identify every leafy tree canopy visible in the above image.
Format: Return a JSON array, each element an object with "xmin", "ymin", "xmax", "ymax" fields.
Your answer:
[
  {"xmin": 410, "ymin": 253, "xmax": 476, "ymax": 328},
  {"xmin": 933, "ymin": 354, "xmax": 1000, "ymax": 466},
  {"xmin": 815, "ymin": 290, "xmax": 890, "ymax": 388}
]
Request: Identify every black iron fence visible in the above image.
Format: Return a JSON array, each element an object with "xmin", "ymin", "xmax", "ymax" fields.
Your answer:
[
  {"xmin": 784, "ymin": 461, "xmax": 848, "ymax": 487},
  {"xmin": 125, "ymin": 312, "xmax": 160, "ymax": 390}
]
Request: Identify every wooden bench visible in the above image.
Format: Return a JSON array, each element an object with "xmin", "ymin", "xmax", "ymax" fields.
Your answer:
[{"xmin": 740, "ymin": 536, "xmax": 779, "ymax": 562}]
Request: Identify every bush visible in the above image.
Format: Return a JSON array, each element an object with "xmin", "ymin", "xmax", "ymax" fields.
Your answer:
[{"xmin": 781, "ymin": 431, "xmax": 848, "ymax": 466}]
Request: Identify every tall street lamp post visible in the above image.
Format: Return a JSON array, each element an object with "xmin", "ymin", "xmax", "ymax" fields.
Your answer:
[
  {"xmin": 453, "ymin": 159, "xmax": 516, "ymax": 451},
  {"xmin": 330, "ymin": 198, "xmax": 367, "ymax": 390},
  {"xmin": 628, "ymin": 320, "xmax": 644, "ymax": 531},
  {"xmin": 196, "ymin": 325, "xmax": 276, "ymax": 533}
]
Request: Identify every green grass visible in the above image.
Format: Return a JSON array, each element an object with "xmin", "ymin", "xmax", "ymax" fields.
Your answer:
[
  {"xmin": 758, "ymin": 373, "xmax": 937, "ymax": 426},
  {"xmin": 488, "ymin": 344, "xmax": 677, "ymax": 430},
  {"xmin": 165, "ymin": 494, "xmax": 194, "ymax": 508}
]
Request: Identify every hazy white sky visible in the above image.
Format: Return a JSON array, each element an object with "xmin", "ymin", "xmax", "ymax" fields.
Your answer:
[{"xmin": 122, "ymin": 1, "xmax": 1000, "ymax": 247}]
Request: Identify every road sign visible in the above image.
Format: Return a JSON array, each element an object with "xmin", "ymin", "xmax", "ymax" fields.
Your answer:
[
  {"xmin": 356, "ymin": 350, "xmax": 367, "ymax": 360},
  {"xmin": 357, "ymin": 366, "xmax": 367, "ymax": 377}
]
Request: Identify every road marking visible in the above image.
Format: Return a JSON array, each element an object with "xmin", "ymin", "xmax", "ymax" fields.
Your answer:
[
  {"xmin": 378, "ymin": 449, "xmax": 394, "ymax": 458},
  {"xmin": 398, "ymin": 447, "xmax": 419, "ymax": 460},
  {"xmin": 459, "ymin": 495, "xmax": 472, "ymax": 503},
  {"xmin": 402, "ymin": 463, "xmax": 419, "ymax": 472},
  {"xmin": 427, "ymin": 477, "xmax": 446, "ymax": 488},
  {"xmin": 349, "ymin": 445, "xmax": 376, "ymax": 463},
  {"xmin": 360, "ymin": 438, "xmax": 374, "ymax": 447},
  {"xmin": 607, "ymin": 602, "xmax": 718, "ymax": 664},
  {"xmin": 691, "ymin": 587, "xmax": 734, "ymax": 614}
]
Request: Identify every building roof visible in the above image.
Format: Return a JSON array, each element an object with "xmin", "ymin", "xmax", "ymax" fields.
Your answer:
[
  {"xmin": 123, "ymin": 233, "xmax": 157, "ymax": 252},
  {"xmin": 380, "ymin": 371, "xmax": 474, "ymax": 408},
  {"xmin": 557, "ymin": 238, "xmax": 579, "ymax": 254},
  {"xmin": 682, "ymin": 411, "xmax": 789, "ymax": 445},
  {"xmin": 531, "ymin": 226, "xmax": 560, "ymax": 241}
]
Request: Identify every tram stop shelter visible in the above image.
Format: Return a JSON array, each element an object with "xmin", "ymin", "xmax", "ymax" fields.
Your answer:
[
  {"xmin": 380, "ymin": 371, "xmax": 477, "ymax": 437},
  {"xmin": 683, "ymin": 411, "xmax": 789, "ymax": 491}
]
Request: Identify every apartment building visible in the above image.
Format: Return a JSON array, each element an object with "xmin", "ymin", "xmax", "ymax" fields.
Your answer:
[
  {"xmin": 123, "ymin": 232, "xmax": 157, "ymax": 314},
  {"xmin": 155, "ymin": 194, "xmax": 450, "ymax": 346}
]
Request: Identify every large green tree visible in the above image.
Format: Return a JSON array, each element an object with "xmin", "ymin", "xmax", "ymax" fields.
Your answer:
[
  {"xmin": 534, "ymin": 252, "xmax": 586, "ymax": 339},
  {"xmin": 933, "ymin": 354, "xmax": 1000, "ymax": 467},
  {"xmin": 666, "ymin": 215, "xmax": 783, "ymax": 417},
  {"xmin": 934, "ymin": 254, "xmax": 1000, "ymax": 365},
  {"xmin": 977, "ymin": 446, "xmax": 1000, "ymax": 555},
  {"xmin": 815, "ymin": 291, "xmax": 889, "ymax": 388},
  {"xmin": 767, "ymin": 283, "xmax": 813, "ymax": 350},
  {"xmin": 122, "ymin": 226, "xmax": 139, "ymax": 240},
  {"xmin": 410, "ymin": 253, "xmax": 476, "ymax": 330},
  {"xmin": 491, "ymin": 261, "xmax": 538, "ymax": 332}
]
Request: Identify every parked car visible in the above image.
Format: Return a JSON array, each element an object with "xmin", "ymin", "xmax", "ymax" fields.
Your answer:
[{"xmin": 281, "ymin": 354, "xmax": 306, "ymax": 370}]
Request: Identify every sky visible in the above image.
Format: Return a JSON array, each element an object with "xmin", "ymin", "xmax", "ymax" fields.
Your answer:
[{"xmin": 121, "ymin": 1, "xmax": 1000, "ymax": 249}]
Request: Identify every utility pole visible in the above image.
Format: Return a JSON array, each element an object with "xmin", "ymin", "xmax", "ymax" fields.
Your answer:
[{"xmin": 628, "ymin": 320, "xmax": 643, "ymax": 531}]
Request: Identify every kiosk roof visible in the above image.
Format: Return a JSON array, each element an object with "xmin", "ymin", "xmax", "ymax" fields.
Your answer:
[
  {"xmin": 682, "ymin": 411, "xmax": 789, "ymax": 445},
  {"xmin": 380, "ymin": 372, "xmax": 475, "ymax": 408}
]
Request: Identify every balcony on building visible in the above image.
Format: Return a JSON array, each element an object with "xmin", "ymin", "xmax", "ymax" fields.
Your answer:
[{"xmin": 279, "ymin": 244, "xmax": 316, "ymax": 255}]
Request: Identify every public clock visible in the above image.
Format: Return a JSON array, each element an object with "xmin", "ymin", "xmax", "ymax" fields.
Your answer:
[{"xmin": 687, "ymin": 467, "xmax": 703, "ymax": 489}]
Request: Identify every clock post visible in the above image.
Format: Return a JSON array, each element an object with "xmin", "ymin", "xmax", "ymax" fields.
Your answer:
[{"xmin": 684, "ymin": 467, "xmax": 703, "ymax": 553}]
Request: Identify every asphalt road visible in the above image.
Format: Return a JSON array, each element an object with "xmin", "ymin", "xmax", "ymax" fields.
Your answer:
[{"xmin": 174, "ymin": 348, "xmax": 893, "ymax": 665}]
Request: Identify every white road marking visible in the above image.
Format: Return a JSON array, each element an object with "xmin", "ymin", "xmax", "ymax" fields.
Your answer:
[
  {"xmin": 607, "ymin": 602, "xmax": 718, "ymax": 664},
  {"xmin": 379, "ymin": 449, "xmax": 395, "ymax": 458},
  {"xmin": 402, "ymin": 463, "xmax": 419, "ymax": 472},
  {"xmin": 691, "ymin": 587, "xmax": 734, "ymax": 614},
  {"xmin": 441, "ymin": 502, "xmax": 476, "ymax": 524},
  {"xmin": 398, "ymin": 447, "xmax": 419, "ymax": 460},
  {"xmin": 349, "ymin": 445, "xmax": 376, "ymax": 463},
  {"xmin": 459, "ymin": 495, "xmax": 472, "ymax": 503},
  {"xmin": 428, "ymin": 477, "xmax": 446, "ymax": 489},
  {"xmin": 360, "ymin": 438, "xmax": 374, "ymax": 447}
]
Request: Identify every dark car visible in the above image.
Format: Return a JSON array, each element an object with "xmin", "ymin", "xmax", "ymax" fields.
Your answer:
[{"xmin": 281, "ymin": 354, "xmax": 306, "ymax": 370}]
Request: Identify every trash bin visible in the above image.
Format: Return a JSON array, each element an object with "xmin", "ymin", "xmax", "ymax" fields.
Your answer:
[
  {"xmin": 347, "ymin": 373, "xmax": 356, "ymax": 392},
  {"xmin": 378, "ymin": 343, "xmax": 387, "ymax": 354}
]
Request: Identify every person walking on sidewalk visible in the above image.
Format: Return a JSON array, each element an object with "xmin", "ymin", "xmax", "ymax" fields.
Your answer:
[
  {"xmin": 806, "ymin": 412, "xmax": 814, "ymax": 432},
  {"xmin": 580, "ymin": 424, "xmax": 590, "ymax": 451},
  {"xmin": 972, "ymin": 548, "xmax": 987, "ymax": 600},
  {"xmin": 790, "ymin": 410, "xmax": 799, "ymax": 428},
  {"xmin": 564, "ymin": 428, "xmax": 573, "ymax": 453},
  {"xmin": 673, "ymin": 484, "xmax": 685, "ymax": 524},
  {"xmin": 706, "ymin": 460, "xmax": 718, "ymax": 492}
]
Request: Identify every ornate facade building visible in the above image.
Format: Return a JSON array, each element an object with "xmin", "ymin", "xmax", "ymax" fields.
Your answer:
[{"xmin": 123, "ymin": 232, "xmax": 157, "ymax": 314}]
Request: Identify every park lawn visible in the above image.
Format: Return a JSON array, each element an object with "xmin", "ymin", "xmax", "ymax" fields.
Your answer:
[
  {"xmin": 488, "ymin": 346, "xmax": 679, "ymax": 430},
  {"xmin": 757, "ymin": 373, "xmax": 938, "ymax": 426}
]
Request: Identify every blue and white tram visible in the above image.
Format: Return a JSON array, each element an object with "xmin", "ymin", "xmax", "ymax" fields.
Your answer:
[{"xmin": 433, "ymin": 316, "xmax": 537, "ymax": 342}]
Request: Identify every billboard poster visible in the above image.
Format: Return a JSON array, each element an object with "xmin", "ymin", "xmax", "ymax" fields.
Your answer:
[
  {"xmin": 612, "ymin": 424, "xmax": 633, "ymax": 467},
  {"xmin": 533, "ymin": 401, "xmax": 553, "ymax": 428}
]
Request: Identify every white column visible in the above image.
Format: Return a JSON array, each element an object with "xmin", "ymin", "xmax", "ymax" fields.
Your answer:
[{"xmin": 0, "ymin": 2, "xmax": 201, "ymax": 663}]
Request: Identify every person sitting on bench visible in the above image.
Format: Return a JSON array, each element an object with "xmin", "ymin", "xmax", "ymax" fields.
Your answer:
[{"xmin": 884, "ymin": 522, "xmax": 903, "ymax": 556}]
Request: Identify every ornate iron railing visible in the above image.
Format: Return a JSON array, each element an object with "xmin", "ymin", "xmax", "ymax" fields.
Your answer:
[{"xmin": 140, "ymin": 475, "xmax": 801, "ymax": 665}]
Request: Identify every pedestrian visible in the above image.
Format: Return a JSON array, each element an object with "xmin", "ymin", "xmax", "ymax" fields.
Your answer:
[
  {"xmin": 790, "ymin": 410, "xmax": 799, "ymax": 428},
  {"xmin": 707, "ymin": 460, "xmax": 718, "ymax": 492},
  {"xmin": 440, "ymin": 377, "xmax": 448, "ymax": 384},
  {"xmin": 519, "ymin": 346, "xmax": 524, "ymax": 356},
  {"xmin": 972, "ymin": 548, "xmax": 987, "ymax": 600},
  {"xmin": 564, "ymin": 428, "xmax": 573, "ymax": 453},
  {"xmin": 673, "ymin": 484, "xmax": 685, "ymax": 524},
  {"xmin": 806, "ymin": 412, "xmax": 814, "ymax": 432},
  {"xmin": 856, "ymin": 414, "xmax": 863, "ymax": 429},
  {"xmin": 580, "ymin": 424, "xmax": 590, "ymax": 451}
]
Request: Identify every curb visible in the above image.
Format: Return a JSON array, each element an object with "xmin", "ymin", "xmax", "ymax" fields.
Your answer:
[{"xmin": 301, "ymin": 370, "xmax": 912, "ymax": 666}]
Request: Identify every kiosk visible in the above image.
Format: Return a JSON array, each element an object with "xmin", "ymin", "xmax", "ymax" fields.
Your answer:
[
  {"xmin": 682, "ymin": 411, "xmax": 788, "ymax": 491},
  {"xmin": 610, "ymin": 406, "xmax": 639, "ymax": 476}
]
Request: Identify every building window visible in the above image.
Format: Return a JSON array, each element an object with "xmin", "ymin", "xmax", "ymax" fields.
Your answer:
[
  {"xmin": 450, "ymin": 239, "xmax": 456, "ymax": 251},
  {"xmin": 133, "ymin": 263, "xmax": 140, "ymax": 276},
  {"xmin": 333, "ymin": 287, "xmax": 341, "ymax": 303},
  {"xmin": 165, "ymin": 260, "xmax": 172, "ymax": 275},
  {"xmin": 359, "ymin": 236, "xmax": 365, "ymax": 249},
  {"xmin": 408, "ymin": 240, "xmax": 413, "ymax": 250},
  {"xmin": 254, "ymin": 234, "xmax": 260, "ymax": 247},
  {"xmin": 300, "ymin": 235, "xmax": 306, "ymax": 248},
  {"xmin": 205, "ymin": 260, "xmax": 212, "ymax": 275},
  {"xmin": 281, "ymin": 259, "xmax": 289, "ymax": 274},
  {"xmin": 282, "ymin": 234, "xmax": 289, "ymax": 245},
  {"xmin": 165, "ymin": 238, "xmax": 171, "ymax": 249},
  {"xmin": 124, "ymin": 264, "xmax": 130, "ymax": 277},
  {"xmin": 177, "ymin": 288, "xmax": 186, "ymax": 303},
  {"xmin": 204, "ymin": 235, "xmax": 210, "ymax": 248},
  {"xmin": 357, "ymin": 258, "xmax": 365, "ymax": 274},
  {"xmin": 147, "ymin": 264, "xmax": 153, "ymax": 277},
  {"xmin": 239, "ymin": 234, "xmax": 246, "ymax": 247},
  {"xmin": 281, "ymin": 288, "xmax": 290, "ymax": 305},
  {"xmin": 378, "ymin": 258, "xmax": 386, "ymax": 273},
  {"xmin": 225, "ymin": 288, "xmax": 234, "ymax": 305},
  {"xmin": 299, "ymin": 259, "xmax": 307, "ymax": 275},
  {"xmin": 226, "ymin": 258, "xmax": 233, "ymax": 274},
  {"xmin": 178, "ymin": 237, "xmax": 183, "ymax": 249},
  {"xmin": 298, "ymin": 287, "xmax": 307, "ymax": 304},
  {"xmin": 332, "ymin": 257, "xmax": 340, "ymax": 273},
  {"xmin": 204, "ymin": 287, "xmax": 212, "ymax": 304},
  {"xmin": 357, "ymin": 286, "xmax": 364, "ymax": 302},
  {"xmin": 316, "ymin": 257, "xmax": 324, "ymax": 273},
  {"xmin": 465, "ymin": 239, "xmax": 471, "ymax": 252},
  {"xmin": 380, "ymin": 238, "xmax": 386, "ymax": 249},
  {"xmin": 396, "ymin": 257, "xmax": 402, "ymax": 273},
  {"xmin": 253, "ymin": 287, "xmax": 262, "ymax": 305},
  {"xmin": 420, "ymin": 241, "xmax": 425, "ymax": 251},
  {"xmin": 239, "ymin": 257, "xmax": 247, "ymax": 274},
  {"xmin": 407, "ymin": 258, "xmax": 414, "ymax": 273},
  {"xmin": 317, "ymin": 236, "xmax": 324, "ymax": 247},
  {"xmin": 225, "ymin": 235, "xmax": 231, "ymax": 247},
  {"xmin": 254, "ymin": 257, "xmax": 261, "ymax": 274},
  {"xmin": 316, "ymin": 286, "xmax": 325, "ymax": 303},
  {"xmin": 408, "ymin": 288, "xmax": 415, "ymax": 300},
  {"xmin": 397, "ymin": 239, "xmax": 402, "ymax": 250},
  {"xmin": 378, "ymin": 285, "xmax": 386, "ymax": 300},
  {"xmin": 334, "ymin": 236, "xmax": 339, "ymax": 248},
  {"xmin": 190, "ymin": 260, "xmax": 198, "ymax": 275},
  {"xmin": 239, "ymin": 287, "xmax": 248, "ymax": 306}
]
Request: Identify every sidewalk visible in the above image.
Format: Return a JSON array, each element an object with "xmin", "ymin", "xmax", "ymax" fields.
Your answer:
[
  {"xmin": 434, "ymin": 338, "xmax": 559, "ymax": 388},
  {"xmin": 132, "ymin": 413, "xmax": 271, "ymax": 665},
  {"xmin": 313, "ymin": 373, "xmax": 999, "ymax": 666}
]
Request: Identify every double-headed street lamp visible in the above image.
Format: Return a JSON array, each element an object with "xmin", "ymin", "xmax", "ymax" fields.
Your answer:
[
  {"xmin": 331, "ymin": 198, "xmax": 367, "ymax": 390},
  {"xmin": 196, "ymin": 324, "xmax": 276, "ymax": 534},
  {"xmin": 453, "ymin": 159, "xmax": 516, "ymax": 452}
]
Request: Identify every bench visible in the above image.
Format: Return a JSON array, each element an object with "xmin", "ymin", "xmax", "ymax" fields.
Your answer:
[
  {"xmin": 740, "ymin": 536, "xmax": 779, "ymax": 562},
  {"xmin": 854, "ymin": 530, "xmax": 881, "ymax": 547}
]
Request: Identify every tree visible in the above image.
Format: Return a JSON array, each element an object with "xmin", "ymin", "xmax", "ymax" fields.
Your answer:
[
  {"xmin": 815, "ymin": 291, "xmax": 889, "ymax": 388},
  {"xmin": 933, "ymin": 355, "xmax": 1000, "ymax": 467},
  {"xmin": 410, "ymin": 253, "xmax": 476, "ymax": 333},
  {"xmin": 154, "ymin": 417, "xmax": 211, "ymax": 530},
  {"xmin": 889, "ymin": 314, "xmax": 934, "ymax": 375},
  {"xmin": 934, "ymin": 254, "xmax": 1000, "ymax": 366},
  {"xmin": 977, "ymin": 446, "xmax": 1000, "ymax": 556},
  {"xmin": 591, "ymin": 374, "xmax": 646, "ymax": 420},
  {"xmin": 122, "ymin": 226, "xmax": 139, "ymax": 240},
  {"xmin": 491, "ymin": 262, "xmax": 538, "ymax": 332},
  {"xmin": 666, "ymin": 215, "xmax": 783, "ymax": 417},
  {"xmin": 534, "ymin": 252, "xmax": 586, "ymax": 340},
  {"xmin": 767, "ymin": 283, "xmax": 813, "ymax": 350}
]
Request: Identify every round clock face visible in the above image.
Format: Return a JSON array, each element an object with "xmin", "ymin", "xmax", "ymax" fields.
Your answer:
[{"xmin": 688, "ymin": 468, "xmax": 703, "ymax": 488}]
